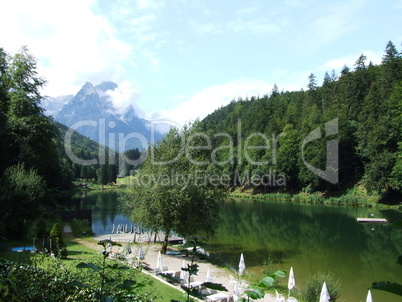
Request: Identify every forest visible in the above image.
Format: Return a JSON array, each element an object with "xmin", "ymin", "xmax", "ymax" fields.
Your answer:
[{"xmin": 201, "ymin": 41, "xmax": 402, "ymax": 202}]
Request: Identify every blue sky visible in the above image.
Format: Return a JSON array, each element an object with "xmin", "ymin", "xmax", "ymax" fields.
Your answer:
[{"xmin": 1, "ymin": 0, "xmax": 401, "ymax": 125}]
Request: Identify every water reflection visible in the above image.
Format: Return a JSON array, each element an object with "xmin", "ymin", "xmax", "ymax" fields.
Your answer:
[
  {"xmin": 206, "ymin": 199, "xmax": 402, "ymax": 302},
  {"xmin": 61, "ymin": 192, "xmax": 402, "ymax": 301},
  {"xmin": 61, "ymin": 190, "xmax": 133, "ymax": 235}
]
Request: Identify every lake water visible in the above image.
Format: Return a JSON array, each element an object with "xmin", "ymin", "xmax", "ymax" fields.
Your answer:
[{"xmin": 63, "ymin": 191, "xmax": 402, "ymax": 302}]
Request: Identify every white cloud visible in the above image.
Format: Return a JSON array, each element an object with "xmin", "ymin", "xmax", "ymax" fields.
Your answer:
[
  {"xmin": 0, "ymin": 0, "xmax": 135, "ymax": 97},
  {"xmin": 160, "ymin": 79, "xmax": 275, "ymax": 125},
  {"xmin": 104, "ymin": 80, "xmax": 144, "ymax": 117}
]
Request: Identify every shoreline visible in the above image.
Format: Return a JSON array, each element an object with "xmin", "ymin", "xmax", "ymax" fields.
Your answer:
[{"xmin": 93, "ymin": 232, "xmax": 276, "ymax": 302}]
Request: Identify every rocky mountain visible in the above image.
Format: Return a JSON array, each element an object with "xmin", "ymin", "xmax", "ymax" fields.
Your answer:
[
  {"xmin": 42, "ymin": 94, "xmax": 74, "ymax": 117},
  {"xmin": 52, "ymin": 81, "xmax": 162, "ymax": 151}
]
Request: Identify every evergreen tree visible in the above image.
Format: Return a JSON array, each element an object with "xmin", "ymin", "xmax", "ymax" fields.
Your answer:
[
  {"xmin": 49, "ymin": 222, "xmax": 66, "ymax": 257},
  {"xmin": 0, "ymin": 48, "xmax": 9, "ymax": 175}
]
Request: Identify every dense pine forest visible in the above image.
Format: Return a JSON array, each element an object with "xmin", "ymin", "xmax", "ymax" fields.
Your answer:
[{"xmin": 201, "ymin": 41, "xmax": 402, "ymax": 202}]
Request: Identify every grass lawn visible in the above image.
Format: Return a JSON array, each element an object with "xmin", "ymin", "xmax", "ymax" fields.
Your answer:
[{"xmin": 1, "ymin": 236, "xmax": 185, "ymax": 302}]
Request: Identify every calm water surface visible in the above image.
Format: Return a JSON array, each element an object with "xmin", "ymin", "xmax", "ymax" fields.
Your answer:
[{"xmin": 64, "ymin": 191, "xmax": 402, "ymax": 302}]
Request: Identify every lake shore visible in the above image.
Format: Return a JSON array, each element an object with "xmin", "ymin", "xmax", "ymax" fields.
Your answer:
[{"xmin": 93, "ymin": 232, "xmax": 277, "ymax": 302}]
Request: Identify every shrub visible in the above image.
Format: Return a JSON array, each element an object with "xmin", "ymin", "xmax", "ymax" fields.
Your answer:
[
  {"xmin": 49, "ymin": 223, "xmax": 67, "ymax": 258},
  {"xmin": 301, "ymin": 271, "xmax": 341, "ymax": 301}
]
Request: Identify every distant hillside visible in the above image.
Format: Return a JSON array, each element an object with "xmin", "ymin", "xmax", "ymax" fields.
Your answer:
[
  {"xmin": 55, "ymin": 121, "xmax": 103, "ymax": 156},
  {"xmin": 54, "ymin": 120, "xmax": 141, "ymax": 180},
  {"xmin": 201, "ymin": 41, "xmax": 402, "ymax": 200}
]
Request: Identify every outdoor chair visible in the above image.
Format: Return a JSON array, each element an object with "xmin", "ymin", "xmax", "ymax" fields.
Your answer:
[
  {"xmin": 240, "ymin": 280, "xmax": 248, "ymax": 289},
  {"xmin": 287, "ymin": 297, "xmax": 298, "ymax": 302},
  {"xmin": 229, "ymin": 275, "xmax": 236, "ymax": 287},
  {"xmin": 275, "ymin": 290, "xmax": 285, "ymax": 302}
]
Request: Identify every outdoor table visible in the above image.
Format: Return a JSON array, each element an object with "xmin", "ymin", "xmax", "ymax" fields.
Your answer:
[
  {"xmin": 184, "ymin": 280, "xmax": 203, "ymax": 288},
  {"xmin": 162, "ymin": 270, "xmax": 176, "ymax": 276},
  {"xmin": 206, "ymin": 292, "xmax": 229, "ymax": 301}
]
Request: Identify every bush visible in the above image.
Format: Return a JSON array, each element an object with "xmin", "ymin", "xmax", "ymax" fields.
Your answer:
[
  {"xmin": 0, "ymin": 164, "xmax": 47, "ymax": 237},
  {"xmin": 70, "ymin": 219, "xmax": 94, "ymax": 237},
  {"xmin": 0, "ymin": 258, "xmax": 80, "ymax": 301},
  {"xmin": 49, "ymin": 223, "xmax": 67, "ymax": 258},
  {"xmin": 301, "ymin": 271, "xmax": 341, "ymax": 302}
]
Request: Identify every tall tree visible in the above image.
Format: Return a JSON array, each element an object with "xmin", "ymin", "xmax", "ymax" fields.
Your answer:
[
  {"xmin": 381, "ymin": 41, "xmax": 402, "ymax": 98},
  {"xmin": 0, "ymin": 48, "xmax": 9, "ymax": 174},
  {"xmin": 5, "ymin": 46, "xmax": 61, "ymax": 187},
  {"xmin": 126, "ymin": 122, "xmax": 226, "ymax": 253}
]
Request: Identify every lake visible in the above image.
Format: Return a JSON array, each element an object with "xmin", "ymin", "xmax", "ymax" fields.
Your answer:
[{"xmin": 62, "ymin": 190, "xmax": 402, "ymax": 302}]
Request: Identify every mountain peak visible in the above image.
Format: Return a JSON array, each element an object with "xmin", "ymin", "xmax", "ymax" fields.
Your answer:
[
  {"xmin": 54, "ymin": 81, "xmax": 163, "ymax": 151},
  {"xmin": 123, "ymin": 104, "xmax": 138, "ymax": 122},
  {"xmin": 82, "ymin": 81, "xmax": 95, "ymax": 92}
]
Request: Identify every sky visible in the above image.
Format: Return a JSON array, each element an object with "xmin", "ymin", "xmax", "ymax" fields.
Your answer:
[{"xmin": 1, "ymin": 0, "xmax": 402, "ymax": 125}]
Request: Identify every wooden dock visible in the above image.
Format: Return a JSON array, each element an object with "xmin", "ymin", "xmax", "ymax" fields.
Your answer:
[{"xmin": 357, "ymin": 218, "xmax": 387, "ymax": 224}]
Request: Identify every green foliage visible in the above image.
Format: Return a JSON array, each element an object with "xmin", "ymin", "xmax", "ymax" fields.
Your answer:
[
  {"xmin": 125, "ymin": 121, "xmax": 227, "ymax": 253},
  {"xmin": 371, "ymin": 282, "xmax": 402, "ymax": 296},
  {"xmin": 238, "ymin": 269, "xmax": 286, "ymax": 302},
  {"xmin": 200, "ymin": 41, "xmax": 402, "ymax": 199},
  {"xmin": 0, "ymin": 258, "xmax": 81, "ymax": 301},
  {"xmin": 0, "ymin": 163, "xmax": 47, "ymax": 237},
  {"xmin": 49, "ymin": 223, "xmax": 66, "ymax": 258},
  {"xmin": 301, "ymin": 272, "xmax": 341, "ymax": 302},
  {"xmin": 70, "ymin": 219, "xmax": 94, "ymax": 237}
]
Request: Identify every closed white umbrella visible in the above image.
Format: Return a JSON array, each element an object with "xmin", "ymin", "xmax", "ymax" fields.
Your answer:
[
  {"xmin": 319, "ymin": 282, "xmax": 330, "ymax": 302},
  {"xmin": 288, "ymin": 267, "xmax": 295, "ymax": 297},
  {"xmin": 233, "ymin": 281, "xmax": 241, "ymax": 301},
  {"xmin": 180, "ymin": 260, "xmax": 188, "ymax": 280},
  {"xmin": 366, "ymin": 289, "xmax": 373, "ymax": 302},
  {"xmin": 205, "ymin": 268, "xmax": 212, "ymax": 283},
  {"xmin": 156, "ymin": 250, "xmax": 163, "ymax": 274},
  {"xmin": 137, "ymin": 245, "xmax": 144, "ymax": 260},
  {"xmin": 238, "ymin": 253, "xmax": 246, "ymax": 276}
]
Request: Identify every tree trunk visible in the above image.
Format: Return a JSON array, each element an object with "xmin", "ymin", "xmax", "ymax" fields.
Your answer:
[{"xmin": 161, "ymin": 231, "xmax": 170, "ymax": 254}]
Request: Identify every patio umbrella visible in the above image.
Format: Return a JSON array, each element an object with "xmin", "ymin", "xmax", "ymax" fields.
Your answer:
[
  {"xmin": 366, "ymin": 289, "xmax": 373, "ymax": 302},
  {"xmin": 156, "ymin": 251, "xmax": 163, "ymax": 274},
  {"xmin": 125, "ymin": 242, "xmax": 132, "ymax": 254},
  {"xmin": 319, "ymin": 282, "xmax": 330, "ymax": 302},
  {"xmin": 205, "ymin": 268, "xmax": 212, "ymax": 283},
  {"xmin": 233, "ymin": 281, "xmax": 241, "ymax": 301},
  {"xmin": 238, "ymin": 253, "xmax": 246, "ymax": 276},
  {"xmin": 180, "ymin": 260, "xmax": 188, "ymax": 280},
  {"xmin": 112, "ymin": 224, "xmax": 115, "ymax": 233},
  {"xmin": 137, "ymin": 245, "xmax": 144, "ymax": 260},
  {"xmin": 288, "ymin": 266, "xmax": 295, "ymax": 297}
]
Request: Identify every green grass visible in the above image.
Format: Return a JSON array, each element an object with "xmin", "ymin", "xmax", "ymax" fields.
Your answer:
[
  {"xmin": 1, "ymin": 236, "xmax": 184, "ymax": 301},
  {"xmin": 116, "ymin": 176, "xmax": 132, "ymax": 186}
]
